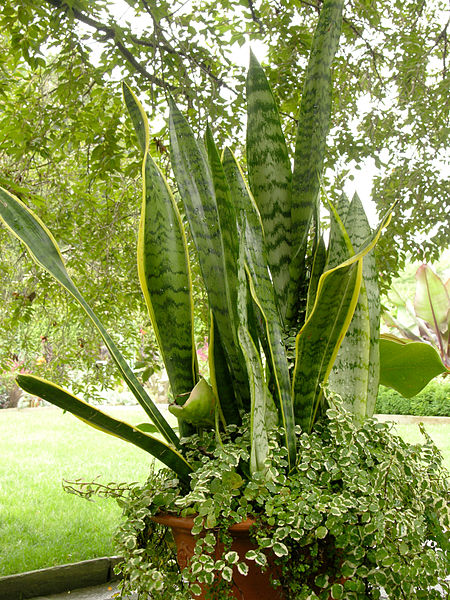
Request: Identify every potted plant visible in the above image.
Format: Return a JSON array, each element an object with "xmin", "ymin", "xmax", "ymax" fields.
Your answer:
[{"xmin": 0, "ymin": 0, "xmax": 448, "ymax": 598}]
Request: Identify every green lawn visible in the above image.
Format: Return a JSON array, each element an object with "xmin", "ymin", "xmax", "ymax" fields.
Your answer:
[
  {"xmin": 0, "ymin": 405, "xmax": 152, "ymax": 576},
  {"xmin": 0, "ymin": 407, "xmax": 448, "ymax": 577}
]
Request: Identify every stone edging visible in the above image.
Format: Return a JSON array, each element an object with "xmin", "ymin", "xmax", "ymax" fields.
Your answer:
[
  {"xmin": 0, "ymin": 556, "xmax": 122, "ymax": 600},
  {"xmin": 375, "ymin": 414, "xmax": 450, "ymax": 425}
]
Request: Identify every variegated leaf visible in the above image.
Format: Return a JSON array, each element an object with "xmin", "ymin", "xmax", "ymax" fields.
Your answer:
[
  {"xmin": 238, "ymin": 325, "xmax": 271, "ymax": 478},
  {"xmin": 246, "ymin": 51, "xmax": 292, "ymax": 323},
  {"xmin": 293, "ymin": 208, "xmax": 393, "ymax": 431},
  {"xmin": 0, "ymin": 185, "xmax": 179, "ymax": 448},
  {"xmin": 221, "ymin": 149, "xmax": 297, "ymax": 468},
  {"xmin": 168, "ymin": 101, "xmax": 249, "ymax": 410},
  {"xmin": 288, "ymin": 0, "xmax": 345, "ymax": 323},
  {"xmin": 16, "ymin": 374, "xmax": 192, "ymax": 482},
  {"xmin": 326, "ymin": 198, "xmax": 371, "ymax": 423},
  {"xmin": 123, "ymin": 85, "xmax": 197, "ymax": 413}
]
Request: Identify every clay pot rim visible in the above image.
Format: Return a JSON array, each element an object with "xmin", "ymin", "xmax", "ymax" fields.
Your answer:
[{"xmin": 151, "ymin": 512, "xmax": 256, "ymax": 533}]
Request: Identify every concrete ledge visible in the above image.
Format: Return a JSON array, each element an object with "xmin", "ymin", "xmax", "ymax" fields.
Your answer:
[
  {"xmin": 375, "ymin": 414, "xmax": 450, "ymax": 425},
  {"xmin": 0, "ymin": 557, "xmax": 122, "ymax": 600}
]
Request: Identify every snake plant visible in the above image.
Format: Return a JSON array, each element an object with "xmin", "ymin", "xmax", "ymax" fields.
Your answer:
[{"xmin": 0, "ymin": 0, "xmax": 393, "ymax": 484}]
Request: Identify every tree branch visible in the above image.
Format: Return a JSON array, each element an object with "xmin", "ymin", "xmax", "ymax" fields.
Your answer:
[
  {"xmin": 43, "ymin": 0, "xmax": 177, "ymax": 91},
  {"xmin": 247, "ymin": 0, "xmax": 265, "ymax": 34}
]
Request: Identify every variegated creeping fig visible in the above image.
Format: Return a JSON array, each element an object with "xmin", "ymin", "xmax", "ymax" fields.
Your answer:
[{"xmin": 0, "ymin": 0, "xmax": 449, "ymax": 598}]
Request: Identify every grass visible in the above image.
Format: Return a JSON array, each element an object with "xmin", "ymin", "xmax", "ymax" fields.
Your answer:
[
  {"xmin": 0, "ymin": 405, "xmax": 152, "ymax": 576},
  {"xmin": 0, "ymin": 407, "xmax": 449, "ymax": 577}
]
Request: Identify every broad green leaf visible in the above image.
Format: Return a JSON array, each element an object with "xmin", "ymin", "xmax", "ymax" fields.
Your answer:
[
  {"xmin": 288, "ymin": 0, "xmax": 345, "ymax": 323},
  {"xmin": 293, "ymin": 208, "xmax": 392, "ymax": 432},
  {"xmin": 379, "ymin": 336, "xmax": 447, "ymax": 397},
  {"xmin": 123, "ymin": 85, "xmax": 197, "ymax": 411},
  {"xmin": 168, "ymin": 100, "xmax": 249, "ymax": 411},
  {"xmin": 238, "ymin": 325, "xmax": 270, "ymax": 478},
  {"xmin": 246, "ymin": 51, "xmax": 292, "ymax": 322},
  {"xmin": 221, "ymin": 149, "xmax": 296, "ymax": 467},
  {"xmin": 16, "ymin": 374, "xmax": 193, "ymax": 482},
  {"xmin": 0, "ymin": 185, "xmax": 179, "ymax": 448}
]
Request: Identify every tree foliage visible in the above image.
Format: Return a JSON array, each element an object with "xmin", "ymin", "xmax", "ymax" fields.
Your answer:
[{"xmin": 0, "ymin": 0, "xmax": 448, "ymax": 390}]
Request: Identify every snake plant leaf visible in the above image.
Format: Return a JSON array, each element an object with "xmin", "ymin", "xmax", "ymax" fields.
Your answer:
[
  {"xmin": 168, "ymin": 100, "xmax": 250, "ymax": 411},
  {"xmin": 0, "ymin": 186, "xmax": 179, "ymax": 449},
  {"xmin": 238, "ymin": 325, "xmax": 271, "ymax": 478},
  {"xmin": 326, "ymin": 199, "xmax": 371, "ymax": 423},
  {"xmin": 293, "ymin": 208, "xmax": 392, "ymax": 432},
  {"xmin": 342, "ymin": 193, "xmax": 381, "ymax": 417},
  {"xmin": 379, "ymin": 336, "xmax": 447, "ymax": 397},
  {"xmin": 208, "ymin": 311, "xmax": 240, "ymax": 425},
  {"xmin": 306, "ymin": 236, "xmax": 327, "ymax": 319},
  {"xmin": 293, "ymin": 259, "xmax": 362, "ymax": 432},
  {"xmin": 221, "ymin": 149, "xmax": 296, "ymax": 468},
  {"xmin": 288, "ymin": 0, "xmax": 345, "ymax": 323},
  {"xmin": 16, "ymin": 374, "xmax": 193, "ymax": 482},
  {"xmin": 123, "ymin": 85, "xmax": 197, "ymax": 409},
  {"xmin": 205, "ymin": 126, "xmax": 240, "ymax": 332},
  {"xmin": 246, "ymin": 51, "xmax": 292, "ymax": 323}
]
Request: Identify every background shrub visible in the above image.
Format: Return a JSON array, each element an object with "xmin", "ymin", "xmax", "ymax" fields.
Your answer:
[{"xmin": 375, "ymin": 378, "xmax": 450, "ymax": 416}]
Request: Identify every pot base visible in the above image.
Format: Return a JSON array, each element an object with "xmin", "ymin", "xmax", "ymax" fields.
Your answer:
[{"xmin": 152, "ymin": 514, "xmax": 284, "ymax": 600}]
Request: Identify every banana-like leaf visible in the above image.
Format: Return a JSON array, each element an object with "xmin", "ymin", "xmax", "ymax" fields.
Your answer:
[
  {"xmin": 415, "ymin": 264, "xmax": 449, "ymax": 333},
  {"xmin": 221, "ymin": 149, "xmax": 297, "ymax": 468},
  {"xmin": 16, "ymin": 375, "xmax": 192, "ymax": 482},
  {"xmin": 415, "ymin": 264, "xmax": 449, "ymax": 366},
  {"xmin": 246, "ymin": 51, "xmax": 292, "ymax": 323},
  {"xmin": 379, "ymin": 335, "xmax": 447, "ymax": 397},
  {"xmin": 0, "ymin": 186, "xmax": 179, "ymax": 448},
  {"xmin": 123, "ymin": 85, "xmax": 197, "ymax": 409},
  {"xmin": 292, "ymin": 209, "xmax": 392, "ymax": 432},
  {"xmin": 168, "ymin": 101, "xmax": 249, "ymax": 410},
  {"xmin": 288, "ymin": 0, "xmax": 345, "ymax": 323}
]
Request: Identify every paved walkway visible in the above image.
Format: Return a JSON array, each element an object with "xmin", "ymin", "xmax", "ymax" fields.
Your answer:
[{"xmin": 32, "ymin": 582, "xmax": 123, "ymax": 600}]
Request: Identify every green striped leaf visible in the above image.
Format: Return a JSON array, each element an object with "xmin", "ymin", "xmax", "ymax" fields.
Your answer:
[
  {"xmin": 293, "ymin": 259, "xmax": 362, "ymax": 432},
  {"xmin": 288, "ymin": 0, "xmax": 345, "ymax": 323},
  {"xmin": 343, "ymin": 193, "xmax": 381, "ymax": 417},
  {"xmin": 168, "ymin": 101, "xmax": 249, "ymax": 410},
  {"xmin": 0, "ymin": 185, "xmax": 179, "ymax": 448},
  {"xmin": 246, "ymin": 51, "xmax": 292, "ymax": 322},
  {"xmin": 326, "ymin": 199, "xmax": 371, "ymax": 423},
  {"xmin": 292, "ymin": 208, "xmax": 392, "ymax": 432},
  {"xmin": 209, "ymin": 311, "xmax": 240, "ymax": 425},
  {"xmin": 205, "ymin": 126, "xmax": 240, "ymax": 334},
  {"xmin": 16, "ymin": 374, "xmax": 192, "ymax": 482},
  {"xmin": 306, "ymin": 236, "xmax": 327, "ymax": 319},
  {"xmin": 123, "ymin": 85, "xmax": 197, "ymax": 411},
  {"xmin": 221, "ymin": 150, "xmax": 296, "ymax": 468},
  {"xmin": 238, "ymin": 325, "xmax": 271, "ymax": 478}
]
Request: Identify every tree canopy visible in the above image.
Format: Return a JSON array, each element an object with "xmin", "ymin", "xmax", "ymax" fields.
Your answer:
[{"xmin": 0, "ymin": 0, "xmax": 448, "ymax": 391}]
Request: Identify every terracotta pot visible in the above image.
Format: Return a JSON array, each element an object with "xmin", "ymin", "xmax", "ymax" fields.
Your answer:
[{"xmin": 151, "ymin": 513, "xmax": 285, "ymax": 600}]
